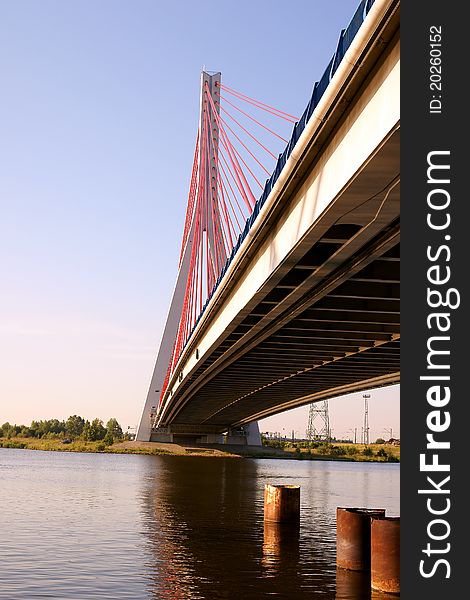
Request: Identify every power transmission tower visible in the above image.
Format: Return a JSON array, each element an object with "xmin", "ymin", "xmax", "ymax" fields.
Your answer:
[
  {"xmin": 363, "ymin": 394, "xmax": 370, "ymax": 444},
  {"xmin": 307, "ymin": 400, "xmax": 330, "ymax": 442}
]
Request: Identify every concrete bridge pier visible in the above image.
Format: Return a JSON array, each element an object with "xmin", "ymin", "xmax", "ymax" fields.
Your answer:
[
  {"xmin": 225, "ymin": 422, "xmax": 261, "ymax": 446},
  {"xmin": 245, "ymin": 421, "xmax": 262, "ymax": 446},
  {"xmin": 149, "ymin": 421, "xmax": 261, "ymax": 446}
]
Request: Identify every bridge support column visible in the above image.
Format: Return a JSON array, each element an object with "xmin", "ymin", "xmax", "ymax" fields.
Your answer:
[
  {"xmin": 245, "ymin": 421, "xmax": 261, "ymax": 446},
  {"xmin": 136, "ymin": 72, "xmax": 222, "ymax": 443},
  {"xmin": 224, "ymin": 421, "xmax": 261, "ymax": 446},
  {"xmin": 149, "ymin": 427, "xmax": 173, "ymax": 443},
  {"xmin": 150, "ymin": 425, "xmax": 226, "ymax": 445}
]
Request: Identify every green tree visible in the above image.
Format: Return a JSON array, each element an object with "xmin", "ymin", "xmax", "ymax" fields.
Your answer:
[
  {"xmin": 29, "ymin": 420, "xmax": 40, "ymax": 437},
  {"xmin": 106, "ymin": 418, "xmax": 123, "ymax": 439},
  {"xmin": 1, "ymin": 422, "xmax": 18, "ymax": 438},
  {"xmin": 48, "ymin": 419, "xmax": 66, "ymax": 435},
  {"xmin": 66, "ymin": 415, "xmax": 85, "ymax": 438},
  {"xmin": 89, "ymin": 418, "xmax": 106, "ymax": 441},
  {"xmin": 81, "ymin": 420, "xmax": 91, "ymax": 441},
  {"xmin": 36, "ymin": 421, "xmax": 50, "ymax": 437}
]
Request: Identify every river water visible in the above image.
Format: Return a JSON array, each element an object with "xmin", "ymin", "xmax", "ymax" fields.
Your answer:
[{"xmin": 0, "ymin": 448, "xmax": 399, "ymax": 599}]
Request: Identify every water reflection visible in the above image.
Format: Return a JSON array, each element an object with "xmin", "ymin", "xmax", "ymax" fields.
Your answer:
[
  {"xmin": 0, "ymin": 450, "xmax": 399, "ymax": 600},
  {"xmin": 262, "ymin": 522, "xmax": 300, "ymax": 572},
  {"xmin": 137, "ymin": 457, "xmax": 399, "ymax": 599},
  {"xmin": 139, "ymin": 457, "xmax": 265, "ymax": 599},
  {"xmin": 336, "ymin": 567, "xmax": 371, "ymax": 599}
]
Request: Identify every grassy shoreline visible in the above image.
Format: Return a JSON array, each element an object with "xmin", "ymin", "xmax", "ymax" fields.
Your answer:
[
  {"xmin": 0, "ymin": 437, "xmax": 183, "ymax": 456},
  {"xmin": 280, "ymin": 441, "xmax": 400, "ymax": 462},
  {"xmin": 0, "ymin": 436, "xmax": 399, "ymax": 462}
]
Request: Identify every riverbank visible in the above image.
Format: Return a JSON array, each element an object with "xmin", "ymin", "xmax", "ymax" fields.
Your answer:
[
  {"xmin": 0, "ymin": 437, "xmax": 281, "ymax": 458},
  {"xmin": 0, "ymin": 437, "xmax": 238, "ymax": 457},
  {"xmin": 0, "ymin": 436, "xmax": 399, "ymax": 461}
]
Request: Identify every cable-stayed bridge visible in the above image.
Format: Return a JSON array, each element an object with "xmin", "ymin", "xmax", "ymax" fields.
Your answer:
[{"xmin": 137, "ymin": 0, "xmax": 400, "ymax": 444}]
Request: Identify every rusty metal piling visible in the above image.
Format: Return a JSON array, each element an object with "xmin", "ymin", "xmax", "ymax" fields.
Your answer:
[
  {"xmin": 336, "ymin": 507, "xmax": 385, "ymax": 571},
  {"xmin": 371, "ymin": 516, "xmax": 400, "ymax": 594},
  {"xmin": 264, "ymin": 484, "xmax": 300, "ymax": 523}
]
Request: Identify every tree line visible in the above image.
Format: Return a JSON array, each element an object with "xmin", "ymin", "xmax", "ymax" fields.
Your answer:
[{"xmin": 0, "ymin": 415, "xmax": 127, "ymax": 445}]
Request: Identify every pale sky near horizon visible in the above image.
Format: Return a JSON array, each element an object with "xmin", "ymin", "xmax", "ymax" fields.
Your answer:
[{"xmin": 0, "ymin": 0, "xmax": 399, "ymax": 441}]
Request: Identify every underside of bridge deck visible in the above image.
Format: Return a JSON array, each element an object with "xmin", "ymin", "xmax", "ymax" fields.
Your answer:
[
  {"xmin": 160, "ymin": 129, "xmax": 400, "ymax": 431},
  {"xmin": 154, "ymin": 3, "xmax": 400, "ymax": 434}
]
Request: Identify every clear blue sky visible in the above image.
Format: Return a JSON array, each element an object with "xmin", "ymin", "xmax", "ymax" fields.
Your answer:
[{"xmin": 0, "ymin": 0, "xmax": 399, "ymax": 439}]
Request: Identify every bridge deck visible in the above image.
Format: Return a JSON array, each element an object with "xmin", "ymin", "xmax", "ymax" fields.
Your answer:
[
  {"xmin": 164, "ymin": 131, "xmax": 399, "ymax": 430},
  {"xmin": 154, "ymin": 0, "xmax": 400, "ymax": 434}
]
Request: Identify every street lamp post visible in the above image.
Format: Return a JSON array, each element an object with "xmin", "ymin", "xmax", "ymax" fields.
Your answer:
[{"xmin": 363, "ymin": 394, "xmax": 370, "ymax": 445}]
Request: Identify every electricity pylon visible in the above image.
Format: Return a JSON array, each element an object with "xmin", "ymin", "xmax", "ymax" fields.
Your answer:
[{"xmin": 307, "ymin": 400, "xmax": 330, "ymax": 442}]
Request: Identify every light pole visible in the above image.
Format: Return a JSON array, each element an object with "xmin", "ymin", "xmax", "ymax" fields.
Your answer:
[{"xmin": 363, "ymin": 394, "xmax": 370, "ymax": 445}]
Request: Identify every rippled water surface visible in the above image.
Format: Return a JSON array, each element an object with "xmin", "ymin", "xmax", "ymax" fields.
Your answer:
[{"xmin": 0, "ymin": 448, "xmax": 399, "ymax": 599}]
